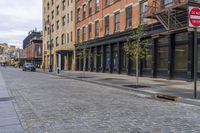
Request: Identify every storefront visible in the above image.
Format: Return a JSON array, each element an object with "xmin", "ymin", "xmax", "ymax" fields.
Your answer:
[{"xmin": 76, "ymin": 28, "xmax": 196, "ymax": 80}]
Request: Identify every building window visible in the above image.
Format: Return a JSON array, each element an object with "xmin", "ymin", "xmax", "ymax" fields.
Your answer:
[
  {"xmin": 67, "ymin": 33, "xmax": 69, "ymax": 43},
  {"xmin": 67, "ymin": 13, "xmax": 69, "ymax": 23},
  {"xmin": 51, "ymin": 24, "xmax": 54, "ymax": 32},
  {"xmin": 126, "ymin": 6, "xmax": 132, "ymax": 28},
  {"xmin": 89, "ymin": 0, "xmax": 92, "ymax": 16},
  {"xmin": 140, "ymin": 0, "xmax": 148, "ymax": 23},
  {"xmin": 95, "ymin": 21, "xmax": 99, "ymax": 38},
  {"xmin": 61, "ymin": 34, "xmax": 66, "ymax": 44},
  {"xmin": 62, "ymin": 16, "xmax": 66, "ymax": 26},
  {"xmin": 82, "ymin": 4, "xmax": 86, "ymax": 19},
  {"xmin": 47, "ymin": 2, "xmax": 50, "ymax": 10},
  {"xmin": 114, "ymin": 12, "xmax": 120, "ymax": 32},
  {"xmin": 51, "ymin": 0, "xmax": 54, "ymax": 5},
  {"xmin": 71, "ymin": 32, "xmax": 73, "ymax": 42},
  {"xmin": 164, "ymin": 0, "xmax": 173, "ymax": 8},
  {"xmin": 71, "ymin": 11, "xmax": 73, "ymax": 21},
  {"xmin": 62, "ymin": 0, "xmax": 66, "ymax": 10},
  {"xmin": 52, "ymin": 10, "xmax": 54, "ymax": 19},
  {"xmin": 47, "ymin": 15, "xmax": 50, "ymax": 22},
  {"xmin": 56, "ymin": 6, "xmax": 59, "ymax": 15},
  {"xmin": 104, "ymin": 16, "xmax": 109, "ymax": 35},
  {"xmin": 95, "ymin": 0, "xmax": 99, "ymax": 12},
  {"xmin": 105, "ymin": 0, "xmax": 109, "ymax": 7},
  {"xmin": 56, "ymin": 37, "xmax": 59, "ymax": 46},
  {"xmin": 77, "ymin": 8, "xmax": 80, "ymax": 21},
  {"xmin": 77, "ymin": 29, "xmax": 80, "ymax": 42},
  {"xmin": 88, "ymin": 24, "xmax": 92, "ymax": 39},
  {"xmin": 82, "ymin": 27, "xmax": 85, "ymax": 41},
  {"xmin": 56, "ymin": 20, "xmax": 59, "ymax": 30},
  {"xmin": 67, "ymin": 0, "xmax": 69, "ymax": 6}
]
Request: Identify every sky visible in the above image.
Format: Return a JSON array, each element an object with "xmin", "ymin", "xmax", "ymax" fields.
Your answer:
[{"xmin": 0, "ymin": 0, "xmax": 42, "ymax": 48}]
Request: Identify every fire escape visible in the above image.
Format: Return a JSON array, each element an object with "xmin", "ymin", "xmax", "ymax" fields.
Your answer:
[{"xmin": 146, "ymin": 0, "xmax": 188, "ymax": 35}]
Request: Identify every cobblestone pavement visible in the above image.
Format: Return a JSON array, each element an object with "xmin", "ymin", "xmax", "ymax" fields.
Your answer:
[{"xmin": 1, "ymin": 67, "xmax": 200, "ymax": 133}]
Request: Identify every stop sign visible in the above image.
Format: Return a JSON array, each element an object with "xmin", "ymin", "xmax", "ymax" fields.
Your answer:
[{"xmin": 189, "ymin": 7, "xmax": 200, "ymax": 27}]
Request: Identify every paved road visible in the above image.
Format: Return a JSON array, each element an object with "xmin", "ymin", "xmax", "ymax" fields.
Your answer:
[{"xmin": 1, "ymin": 67, "xmax": 200, "ymax": 133}]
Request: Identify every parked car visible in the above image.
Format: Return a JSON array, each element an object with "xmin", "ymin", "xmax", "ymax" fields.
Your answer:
[{"xmin": 22, "ymin": 63, "xmax": 36, "ymax": 72}]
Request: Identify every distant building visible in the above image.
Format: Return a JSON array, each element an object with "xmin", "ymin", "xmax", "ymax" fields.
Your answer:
[
  {"xmin": 0, "ymin": 43, "xmax": 19, "ymax": 65},
  {"xmin": 23, "ymin": 30, "xmax": 43, "ymax": 67}
]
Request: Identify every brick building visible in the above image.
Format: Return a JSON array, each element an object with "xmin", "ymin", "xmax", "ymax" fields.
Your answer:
[
  {"xmin": 75, "ymin": 0, "xmax": 200, "ymax": 80},
  {"xmin": 76, "ymin": 0, "xmax": 151, "ymax": 74},
  {"xmin": 23, "ymin": 30, "xmax": 43, "ymax": 67}
]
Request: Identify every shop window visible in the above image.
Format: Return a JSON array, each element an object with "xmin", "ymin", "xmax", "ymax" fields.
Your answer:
[
  {"xmin": 121, "ymin": 45, "xmax": 128, "ymax": 71},
  {"xmin": 112, "ymin": 46, "xmax": 118, "ymax": 71},
  {"xmin": 105, "ymin": 46, "xmax": 110, "ymax": 70},
  {"xmin": 175, "ymin": 32, "xmax": 188, "ymax": 42},
  {"xmin": 143, "ymin": 48, "xmax": 152, "ymax": 69},
  {"xmin": 174, "ymin": 44, "xmax": 188, "ymax": 70},
  {"xmin": 157, "ymin": 47, "xmax": 168, "ymax": 69}
]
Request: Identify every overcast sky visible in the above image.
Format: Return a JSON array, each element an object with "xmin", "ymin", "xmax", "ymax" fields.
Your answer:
[{"xmin": 0, "ymin": 0, "xmax": 42, "ymax": 48}]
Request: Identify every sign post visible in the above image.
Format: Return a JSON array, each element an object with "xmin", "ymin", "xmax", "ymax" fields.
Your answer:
[
  {"xmin": 194, "ymin": 27, "xmax": 198, "ymax": 99},
  {"xmin": 189, "ymin": 6, "xmax": 200, "ymax": 98}
]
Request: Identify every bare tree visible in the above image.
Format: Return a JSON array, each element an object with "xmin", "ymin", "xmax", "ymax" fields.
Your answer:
[
  {"xmin": 124, "ymin": 24, "xmax": 148, "ymax": 86},
  {"xmin": 77, "ymin": 42, "xmax": 92, "ymax": 78}
]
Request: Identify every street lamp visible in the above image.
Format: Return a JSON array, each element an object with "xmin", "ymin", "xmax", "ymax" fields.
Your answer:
[{"xmin": 45, "ymin": 21, "xmax": 53, "ymax": 72}]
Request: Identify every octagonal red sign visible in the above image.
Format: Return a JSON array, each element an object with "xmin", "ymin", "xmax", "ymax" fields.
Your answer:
[{"xmin": 189, "ymin": 7, "xmax": 200, "ymax": 27}]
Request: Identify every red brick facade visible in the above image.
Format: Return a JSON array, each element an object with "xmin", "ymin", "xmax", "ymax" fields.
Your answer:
[{"xmin": 76, "ymin": 0, "xmax": 142, "ymax": 43}]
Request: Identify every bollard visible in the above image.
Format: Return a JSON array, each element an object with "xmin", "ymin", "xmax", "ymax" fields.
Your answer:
[{"xmin": 57, "ymin": 68, "xmax": 60, "ymax": 74}]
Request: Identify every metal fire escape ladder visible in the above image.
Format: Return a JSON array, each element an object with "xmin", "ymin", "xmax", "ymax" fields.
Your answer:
[
  {"xmin": 155, "ymin": 9, "xmax": 185, "ymax": 31},
  {"xmin": 147, "ymin": 0, "xmax": 187, "ymax": 33}
]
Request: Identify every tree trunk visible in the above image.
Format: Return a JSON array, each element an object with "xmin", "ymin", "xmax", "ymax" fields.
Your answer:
[
  {"xmin": 136, "ymin": 54, "xmax": 139, "ymax": 86},
  {"xmin": 83, "ymin": 55, "xmax": 86, "ymax": 78},
  {"xmin": 136, "ymin": 41, "xmax": 139, "ymax": 86}
]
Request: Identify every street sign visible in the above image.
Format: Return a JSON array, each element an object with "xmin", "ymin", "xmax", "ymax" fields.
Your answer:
[
  {"xmin": 189, "ymin": 6, "xmax": 199, "ymax": 99},
  {"xmin": 189, "ymin": 7, "xmax": 200, "ymax": 27}
]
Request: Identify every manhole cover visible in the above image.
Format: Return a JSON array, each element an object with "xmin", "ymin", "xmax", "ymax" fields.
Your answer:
[{"xmin": 123, "ymin": 85, "xmax": 150, "ymax": 88}]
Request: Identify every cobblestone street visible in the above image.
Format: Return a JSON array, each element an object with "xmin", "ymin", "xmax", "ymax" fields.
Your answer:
[{"xmin": 1, "ymin": 67, "xmax": 200, "ymax": 133}]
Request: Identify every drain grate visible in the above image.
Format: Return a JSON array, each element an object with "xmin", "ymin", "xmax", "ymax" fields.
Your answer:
[
  {"xmin": 156, "ymin": 94, "xmax": 177, "ymax": 101},
  {"xmin": 0, "ymin": 97, "xmax": 14, "ymax": 102}
]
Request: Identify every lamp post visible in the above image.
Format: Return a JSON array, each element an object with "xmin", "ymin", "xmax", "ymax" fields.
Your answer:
[{"xmin": 46, "ymin": 21, "xmax": 53, "ymax": 72}]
